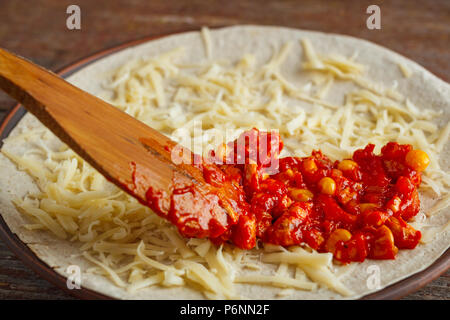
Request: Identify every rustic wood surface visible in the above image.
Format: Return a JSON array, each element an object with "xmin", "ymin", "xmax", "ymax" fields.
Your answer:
[{"xmin": 0, "ymin": 0, "xmax": 448, "ymax": 300}]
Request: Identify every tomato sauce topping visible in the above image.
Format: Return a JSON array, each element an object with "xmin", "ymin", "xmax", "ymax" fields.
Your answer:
[{"xmin": 134, "ymin": 129, "xmax": 429, "ymax": 264}]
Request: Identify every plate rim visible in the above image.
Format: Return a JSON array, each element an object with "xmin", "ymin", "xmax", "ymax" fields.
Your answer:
[{"xmin": 0, "ymin": 28, "xmax": 448, "ymax": 300}]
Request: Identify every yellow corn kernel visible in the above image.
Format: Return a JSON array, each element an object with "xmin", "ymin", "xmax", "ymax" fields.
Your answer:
[
  {"xmin": 325, "ymin": 229, "xmax": 352, "ymax": 254},
  {"xmin": 284, "ymin": 168, "xmax": 294, "ymax": 178},
  {"xmin": 318, "ymin": 177, "xmax": 336, "ymax": 195},
  {"xmin": 302, "ymin": 159, "xmax": 318, "ymax": 173},
  {"xmin": 337, "ymin": 159, "xmax": 358, "ymax": 171},
  {"xmin": 405, "ymin": 149, "xmax": 430, "ymax": 172},
  {"xmin": 289, "ymin": 188, "xmax": 314, "ymax": 202},
  {"xmin": 359, "ymin": 203, "xmax": 379, "ymax": 213}
]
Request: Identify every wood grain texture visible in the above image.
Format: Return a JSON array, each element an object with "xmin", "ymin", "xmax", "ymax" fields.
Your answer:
[{"xmin": 0, "ymin": 0, "xmax": 448, "ymax": 300}]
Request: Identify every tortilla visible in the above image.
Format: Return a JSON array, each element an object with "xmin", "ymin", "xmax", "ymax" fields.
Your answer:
[{"xmin": 0, "ymin": 25, "xmax": 448, "ymax": 299}]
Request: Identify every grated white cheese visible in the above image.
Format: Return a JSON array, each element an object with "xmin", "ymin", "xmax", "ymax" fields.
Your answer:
[{"xmin": 398, "ymin": 63, "xmax": 412, "ymax": 78}]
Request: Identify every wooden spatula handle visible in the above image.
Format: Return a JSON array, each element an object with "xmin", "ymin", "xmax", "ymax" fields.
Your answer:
[{"xmin": 0, "ymin": 48, "xmax": 195, "ymax": 202}]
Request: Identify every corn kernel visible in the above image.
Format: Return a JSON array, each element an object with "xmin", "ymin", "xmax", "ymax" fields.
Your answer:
[
  {"xmin": 302, "ymin": 159, "xmax": 317, "ymax": 173},
  {"xmin": 337, "ymin": 159, "xmax": 358, "ymax": 171},
  {"xmin": 405, "ymin": 149, "xmax": 430, "ymax": 172},
  {"xmin": 359, "ymin": 203, "xmax": 379, "ymax": 213},
  {"xmin": 325, "ymin": 229, "xmax": 352, "ymax": 254},
  {"xmin": 289, "ymin": 188, "xmax": 314, "ymax": 202},
  {"xmin": 318, "ymin": 177, "xmax": 336, "ymax": 195},
  {"xmin": 284, "ymin": 168, "xmax": 294, "ymax": 178}
]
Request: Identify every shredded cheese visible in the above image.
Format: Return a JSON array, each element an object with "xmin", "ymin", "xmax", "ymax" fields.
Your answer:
[{"xmin": 398, "ymin": 63, "xmax": 412, "ymax": 78}]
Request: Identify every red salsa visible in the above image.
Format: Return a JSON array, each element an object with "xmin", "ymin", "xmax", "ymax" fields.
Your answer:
[{"xmin": 134, "ymin": 129, "xmax": 430, "ymax": 264}]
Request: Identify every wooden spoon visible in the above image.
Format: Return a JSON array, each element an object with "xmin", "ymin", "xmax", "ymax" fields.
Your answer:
[{"xmin": 0, "ymin": 48, "xmax": 242, "ymax": 237}]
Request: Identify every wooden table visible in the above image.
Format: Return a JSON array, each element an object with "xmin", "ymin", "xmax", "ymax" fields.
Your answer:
[{"xmin": 0, "ymin": 0, "xmax": 448, "ymax": 300}]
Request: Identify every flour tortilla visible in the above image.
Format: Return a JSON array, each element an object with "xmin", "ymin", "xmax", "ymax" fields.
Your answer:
[{"xmin": 0, "ymin": 25, "xmax": 449, "ymax": 299}]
